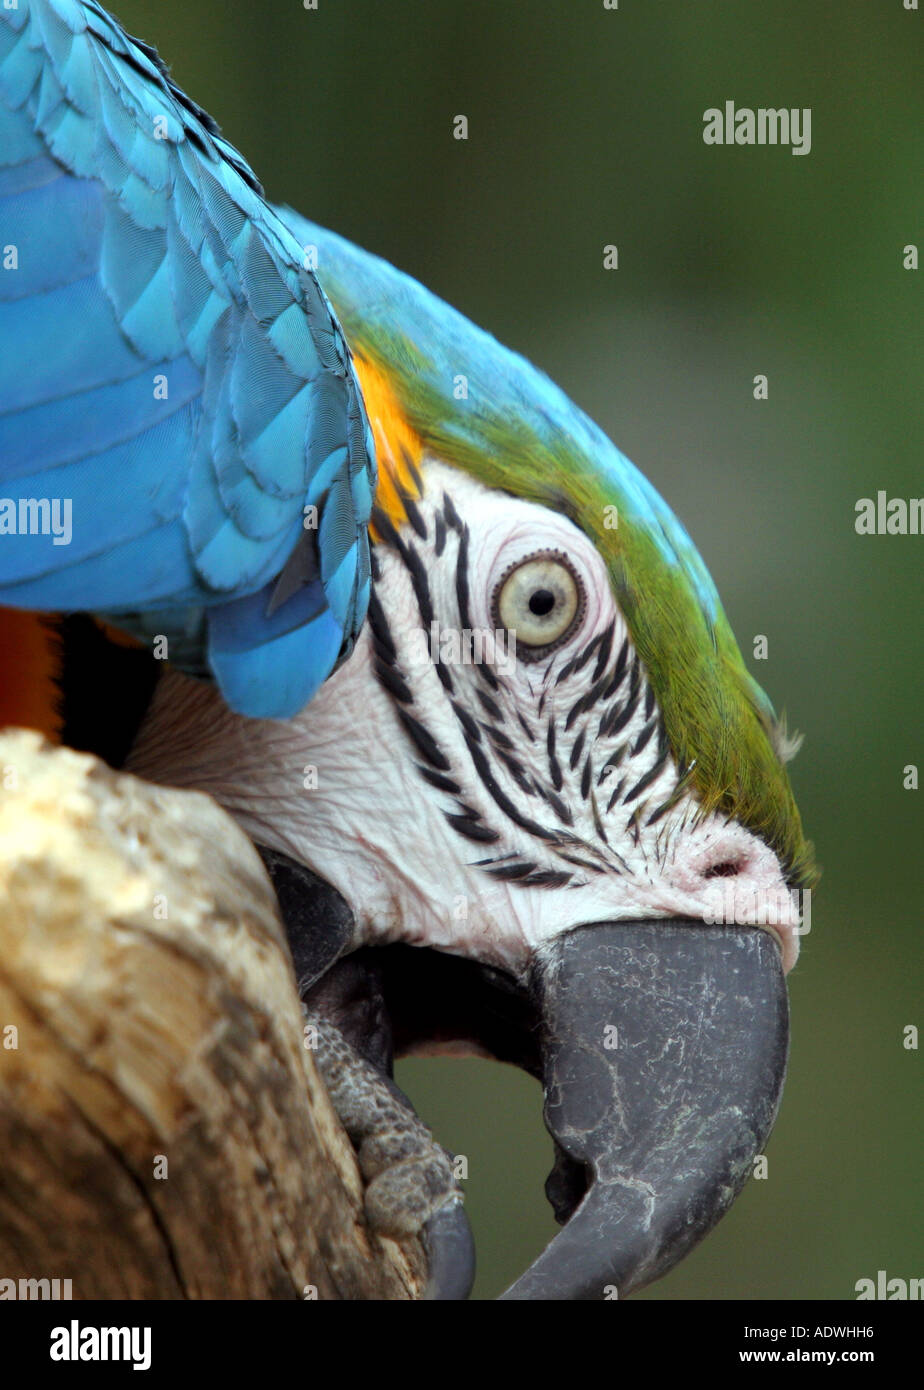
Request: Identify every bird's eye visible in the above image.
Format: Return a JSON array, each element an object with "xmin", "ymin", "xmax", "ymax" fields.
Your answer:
[{"xmin": 492, "ymin": 551, "xmax": 585, "ymax": 658}]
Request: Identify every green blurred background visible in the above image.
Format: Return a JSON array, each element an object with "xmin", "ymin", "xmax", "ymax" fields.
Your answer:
[{"xmin": 112, "ymin": 0, "xmax": 922, "ymax": 1298}]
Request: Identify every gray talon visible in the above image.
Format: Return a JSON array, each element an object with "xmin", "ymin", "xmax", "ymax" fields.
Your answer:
[
  {"xmin": 307, "ymin": 1010, "xmax": 464, "ymax": 1244},
  {"xmin": 422, "ymin": 1201, "xmax": 476, "ymax": 1301}
]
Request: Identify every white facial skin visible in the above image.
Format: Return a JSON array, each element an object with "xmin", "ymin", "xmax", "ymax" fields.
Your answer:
[{"xmin": 127, "ymin": 462, "xmax": 801, "ymax": 976}]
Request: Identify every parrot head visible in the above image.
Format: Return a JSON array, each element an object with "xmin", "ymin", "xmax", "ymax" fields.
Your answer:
[{"xmin": 129, "ymin": 218, "xmax": 816, "ymax": 1300}]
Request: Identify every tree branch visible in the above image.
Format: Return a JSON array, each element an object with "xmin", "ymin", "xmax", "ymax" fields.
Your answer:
[{"xmin": 0, "ymin": 730, "xmax": 425, "ymax": 1300}]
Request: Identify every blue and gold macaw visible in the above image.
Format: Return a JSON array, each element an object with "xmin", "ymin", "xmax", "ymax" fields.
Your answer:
[{"xmin": 0, "ymin": 0, "xmax": 815, "ymax": 1300}]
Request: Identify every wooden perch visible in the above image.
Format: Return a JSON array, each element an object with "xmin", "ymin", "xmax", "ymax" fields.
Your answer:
[{"xmin": 0, "ymin": 729, "xmax": 425, "ymax": 1299}]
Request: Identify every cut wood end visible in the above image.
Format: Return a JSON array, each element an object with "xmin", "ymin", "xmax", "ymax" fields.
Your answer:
[{"xmin": 0, "ymin": 729, "xmax": 426, "ymax": 1299}]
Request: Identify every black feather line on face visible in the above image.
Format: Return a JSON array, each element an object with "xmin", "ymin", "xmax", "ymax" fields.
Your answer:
[
  {"xmin": 516, "ymin": 711, "xmax": 536, "ymax": 742},
  {"xmin": 590, "ymin": 790, "xmax": 610, "ymax": 846},
  {"xmin": 400, "ymin": 444, "xmax": 426, "ymax": 499},
  {"xmin": 601, "ymin": 686, "xmax": 640, "ymax": 739},
  {"xmin": 565, "ymin": 669, "xmax": 612, "ymax": 731},
  {"xmin": 496, "ymin": 752, "xmax": 536, "ymax": 797},
  {"xmin": 482, "ymin": 723, "xmax": 515, "ymax": 751},
  {"xmin": 521, "ymin": 869, "xmax": 572, "ymax": 888},
  {"xmin": 546, "ymin": 721, "xmax": 564, "ymax": 791},
  {"xmin": 644, "ymin": 794, "xmax": 677, "ymax": 828},
  {"xmin": 367, "ymin": 589, "xmax": 396, "ymax": 661},
  {"xmin": 374, "ymin": 658, "xmax": 414, "ymax": 705},
  {"xmin": 419, "ymin": 765, "xmax": 462, "ymax": 795},
  {"xmin": 570, "ymin": 629, "xmax": 606, "ymax": 675},
  {"xmin": 623, "ymin": 745, "xmax": 670, "ymax": 805},
  {"xmin": 402, "ymin": 540, "xmax": 435, "ymax": 629},
  {"xmin": 544, "ymin": 790, "xmax": 574, "ymax": 826},
  {"xmin": 553, "ymin": 850, "xmax": 606, "ymax": 875},
  {"xmin": 398, "ymin": 706, "xmax": 451, "ymax": 770},
  {"xmin": 444, "ymin": 812, "xmax": 501, "ymax": 844},
  {"xmin": 454, "ymin": 526, "xmax": 472, "ymax": 631},
  {"xmin": 433, "ymin": 659, "xmax": 455, "ymax": 693},
  {"xmin": 442, "ymin": 493, "xmax": 464, "ymax": 532},
  {"xmin": 452, "ymin": 701, "xmax": 482, "ymax": 744},
  {"xmin": 598, "ymin": 743, "xmax": 628, "ymax": 784},
  {"xmin": 371, "ymin": 505, "xmax": 405, "ymax": 553},
  {"xmin": 603, "ymin": 638, "xmax": 629, "ymax": 699},
  {"xmin": 592, "ymin": 621, "xmax": 616, "ymax": 683},
  {"xmin": 631, "ymin": 714, "xmax": 658, "ymax": 757},
  {"xmin": 477, "ymin": 688, "xmax": 504, "ymax": 722},
  {"xmin": 485, "ymin": 860, "xmax": 540, "ymax": 882},
  {"xmin": 402, "ymin": 494, "xmax": 428, "ymax": 541}
]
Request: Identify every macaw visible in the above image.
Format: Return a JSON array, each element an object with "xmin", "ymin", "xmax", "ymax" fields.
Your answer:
[{"xmin": 0, "ymin": 0, "xmax": 816, "ymax": 1300}]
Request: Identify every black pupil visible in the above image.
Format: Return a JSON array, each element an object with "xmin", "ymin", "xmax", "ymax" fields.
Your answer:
[{"xmin": 529, "ymin": 589, "xmax": 556, "ymax": 617}]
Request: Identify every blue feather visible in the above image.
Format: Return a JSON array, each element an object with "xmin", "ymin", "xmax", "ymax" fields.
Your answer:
[
  {"xmin": 0, "ymin": 0, "xmax": 375, "ymax": 719},
  {"xmin": 207, "ymin": 584, "xmax": 345, "ymax": 720}
]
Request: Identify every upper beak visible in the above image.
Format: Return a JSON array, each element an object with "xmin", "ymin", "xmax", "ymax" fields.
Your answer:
[{"xmin": 501, "ymin": 919, "xmax": 789, "ymax": 1300}]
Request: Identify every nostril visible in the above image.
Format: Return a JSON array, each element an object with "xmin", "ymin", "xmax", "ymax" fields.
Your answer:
[{"xmin": 703, "ymin": 859, "xmax": 744, "ymax": 879}]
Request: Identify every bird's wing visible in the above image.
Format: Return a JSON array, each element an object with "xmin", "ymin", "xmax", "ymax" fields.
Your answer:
[{"xmin": 0, "ymin": 0, "xmax": 374, "ymax": 717}]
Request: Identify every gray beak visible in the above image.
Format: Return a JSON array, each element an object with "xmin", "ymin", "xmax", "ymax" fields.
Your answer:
[
  {"xmin": 501, "ymin": 920, "xmax": 789, "ymax": 1300},
  {"xmin": 258, "ymin": 843, "xmax": 790, "ymax": 1300}
]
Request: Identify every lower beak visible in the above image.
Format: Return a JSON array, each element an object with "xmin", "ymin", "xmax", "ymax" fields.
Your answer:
[{"xmin": 501, "ymin": 919, "xmax": 789, "ymax": 1300}]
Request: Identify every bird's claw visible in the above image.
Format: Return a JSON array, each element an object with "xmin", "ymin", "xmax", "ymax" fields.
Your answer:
[{"xmin": 306, "ymin": 1009, "xmax": 474, "ymax": 1296}]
